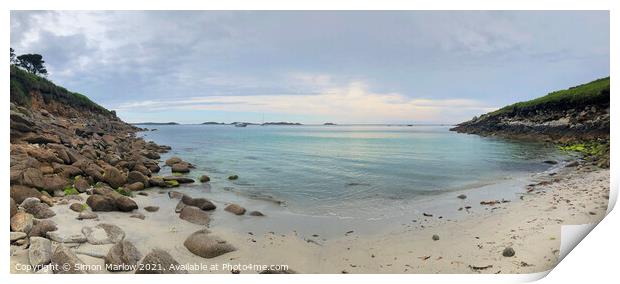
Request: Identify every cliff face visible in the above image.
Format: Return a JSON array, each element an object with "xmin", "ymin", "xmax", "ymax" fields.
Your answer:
[
  {"xmin": 10, "ymin": 65, "xmax": 137, "ymax": 144},
  {"xmin": 10, "ymin": 66, "xmax": 172, "ymax": 210},
  {"xmin": 451, "ymin": 77, "xmax": 610, "ymax": 143}
]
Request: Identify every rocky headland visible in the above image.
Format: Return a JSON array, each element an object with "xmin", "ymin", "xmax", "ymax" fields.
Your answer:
[
  {"xmin": 10, "ymin": 65, "xmax": 263, "ymax": 274},
  {"xmin": 450, "ymin": 78, "xmax": 609, "ymax": 141}
]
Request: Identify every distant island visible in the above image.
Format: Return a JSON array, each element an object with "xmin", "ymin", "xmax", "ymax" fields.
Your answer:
[
  {"xmin": 132, "ymin": 122, "xmax": 179, "ymax": 125},
  {"xmin": 201, "ymin": 122, "xmax": 227, "ymax": 125},
  {"xmin": 324, "ymin": 122, "xmax": 337, "ymax": 125},
  {"xmin": 262, "ymin": 122, "xmax": 302, "ymax": 126}
]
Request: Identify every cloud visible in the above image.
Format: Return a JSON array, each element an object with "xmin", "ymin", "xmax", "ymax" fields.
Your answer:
[
  {"xmin": 10, "ymin": 11, "xmax": 609, "ymax": 123},
  {"xmin": 115, "ymin": 81, "xmax": 496, "ymax": 123}
]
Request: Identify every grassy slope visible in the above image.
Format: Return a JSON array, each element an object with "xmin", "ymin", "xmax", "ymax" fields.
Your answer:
[
  {"xmin": 488, "ymin": 77, "xmax": 610, "ymax": 117},
  {"xmin": 10, "ymin": 65, "xmax": 111, "ymax": 114}
]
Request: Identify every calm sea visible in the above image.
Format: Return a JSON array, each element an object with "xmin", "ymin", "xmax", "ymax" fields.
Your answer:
[{"xmin": 138, "ymin": 125, "xmax": 564, "ymax": 221}]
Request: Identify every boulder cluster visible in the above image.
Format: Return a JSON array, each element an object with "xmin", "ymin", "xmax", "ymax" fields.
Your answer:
[{"xmin": 10, "ymin": 96, "xmax": 273, "ymax": 274}]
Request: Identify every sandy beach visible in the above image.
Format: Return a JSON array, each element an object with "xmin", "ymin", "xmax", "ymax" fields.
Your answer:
[{"xmin": 10, "ymin": 162, "xmax": 609, "ymax": 274}]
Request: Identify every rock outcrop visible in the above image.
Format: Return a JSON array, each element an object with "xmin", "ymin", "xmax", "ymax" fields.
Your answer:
[{"xmin": 451, "ymin": 77, "xmax": 610, "ymax": 143}]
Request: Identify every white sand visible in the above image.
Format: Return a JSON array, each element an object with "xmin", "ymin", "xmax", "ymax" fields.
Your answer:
[{"xmin": 10, "ymin": 165, "xmax": 609, "ymax": 274}]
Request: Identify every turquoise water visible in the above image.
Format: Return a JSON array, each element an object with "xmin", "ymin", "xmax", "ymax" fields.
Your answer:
[{"xmin": 138, "ymin": 125, "xmax": 562, "ymax": 219}]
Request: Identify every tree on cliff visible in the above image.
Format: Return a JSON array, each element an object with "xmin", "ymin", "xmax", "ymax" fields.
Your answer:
[{"xmin": 16, "ymin": 53, "xmax": 48, "ymax": 76}]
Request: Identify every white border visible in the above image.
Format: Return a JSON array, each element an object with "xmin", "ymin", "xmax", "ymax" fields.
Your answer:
[{"xmin": 2, "ymin": 1, "xmax": 617, "ymax": 283}]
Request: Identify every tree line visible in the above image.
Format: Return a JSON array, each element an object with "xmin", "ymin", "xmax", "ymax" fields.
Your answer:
[{"xmin": 10, "ymin": 47, "xmax": 48, "ymax": 76}]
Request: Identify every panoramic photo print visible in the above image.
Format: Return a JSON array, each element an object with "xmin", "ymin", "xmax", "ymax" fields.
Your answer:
[{"xmin": 9, "ymin": 10, "xmax": 610, "ymax": 275}]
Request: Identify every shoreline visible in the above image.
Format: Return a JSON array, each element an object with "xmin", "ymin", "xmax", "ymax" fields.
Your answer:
[{"xmin": 10, "ymin": 156, "xmax": 609, "ymax": 274}]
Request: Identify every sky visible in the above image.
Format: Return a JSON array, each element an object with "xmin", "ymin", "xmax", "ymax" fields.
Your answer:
[{"xmin": 10, "ymin": 11, "xmax": 609, "ymax": 124}]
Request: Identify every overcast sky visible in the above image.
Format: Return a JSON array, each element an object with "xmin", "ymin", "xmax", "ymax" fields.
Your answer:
[{"xmin": 10, "ymin": 11, "xmax": 609, "ymax": 124}]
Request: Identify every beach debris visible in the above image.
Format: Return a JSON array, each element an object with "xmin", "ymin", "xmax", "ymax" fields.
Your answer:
[
  {"xmin": 432, "ymin": 234, "xmax": 440, "ymax": 241},
  {"xmin": 588, "ymin": 211, "xmax": 597, "ymax": 215},
  {"xmin": 260, "ymin": 267, "xmax": 297, "ymax": 274},
  {"xmin": 543, "ymin": 160, "xmax": 558, "ymax": 165},
  {"xmin": 305, "ymin": 239, "xmax": 322, "ymax": 246},
  {"xmin": 184, "ymin": 229, "xmax": 236, "ymax": 258},
  {"xmin": 418, "ymin": 256, "xmax": 431, "ymax": 261},
  {"xmin": 502, "ymin": 247, "xmax": 516, "ymax": 257},
  {"xmin": 457, "ymin": 194, "xmax": 467, "ymax": 199},
  {"xmin": 228, "ymin": 175, "xmax": 239, "ymax": 180},
  {"xmin": 345, "ymin": 230, "xmax": 355, "ymax": 236},
  {"xmin": 480, "ymin": 200, "xmax": 500, "ymax": 206},
  {"xmin": 520, "ymin": 261, "xmax": 533, "ymax": 267},
  {"xmin": 231, "ymin": 269, "xmax": 240, "ymax": 274},
  {"xmin": 422, "ymin": 212, "xmax": 433, "ymax": 217},
  {"xmin": 566, "ymin": 161, "xmax": 579, "ymax": 167},
  {"xmin": 468, "ymin": 264, "xmax": 493, "ymax": 271}
]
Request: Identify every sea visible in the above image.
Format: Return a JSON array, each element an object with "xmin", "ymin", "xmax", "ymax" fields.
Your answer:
[{"xmin": 137, "ymin": 124, "xmax": 569, "ymax": 237}]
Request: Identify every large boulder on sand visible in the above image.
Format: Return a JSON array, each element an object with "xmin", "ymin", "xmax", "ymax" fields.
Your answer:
[
  {"xmin": 20, "ymin": 197, "xmax": 55, "ymax": 219},
  {"xmin": 10, "ymin": 185, "xmax": 42, "ymax": 204},
  {"xmin": 86, "ymin": 195, "xmax": 117, "ymax": 211},
  {"xmin": 179, "ymin": 206, "xmax": 210, "ymax": 225},
  {"xmin": 86, "ymin": 190, "xmax": 138, "ymax": 212},
  {"xmin": 82, "ymin": 223, "xmax": 126, "ymax": 245},
  {"xmin": 181, "ymin": 195, "xmax": 216, "ymax": 211},
  {"xmin": 136, "ymin": 249, "xmax": 187, "ymax": 274},
  {"xmin": 10, "ymin": 212, "xmax": 34, "ymax": 233},
  {"xmin": 183, "ymin": 229, "xmax": 236, "ymax": 258},
  {"xmin": 29, "ymin": 237, "xmax": 52, "ymax": 268},
  {"xmin": 116, "ymin": 196, "xmax": 138, "ymax": 212},
  {"xmin": 103, "ymin": 166, "xmax": 126, "ymax": 189},
  {"xmin": 224, "ymin": 204, "xmax": 246, "ymax": 215},
  {"xmin": 105, "ymin": 240, "xmax": 142, "ymax": 272},
  {"xmin": 51, "ymin": 245, "xmax": 87, "ymax": 274}
]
